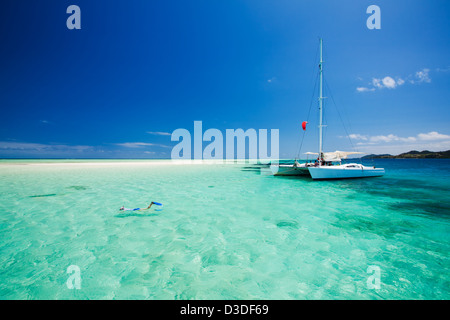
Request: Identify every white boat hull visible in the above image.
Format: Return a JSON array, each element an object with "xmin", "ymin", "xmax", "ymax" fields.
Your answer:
[
  {"xmin": 308, "ymin": 164, "xmax": 385, "ymax": 180},
  {"xmin": 271, "ymin": 164, "xmax": 310, "ymax": 176}
]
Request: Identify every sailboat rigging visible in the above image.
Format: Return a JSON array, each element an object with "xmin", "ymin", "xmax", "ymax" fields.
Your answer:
[{"xmin": 272, "ymin": 38, "xmax": 385, "ymax": 180}]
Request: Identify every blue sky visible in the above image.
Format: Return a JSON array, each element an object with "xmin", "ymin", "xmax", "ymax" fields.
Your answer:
[{"xmin": 0, "ymin": 0, "xmax": 449, "ymax": 158}]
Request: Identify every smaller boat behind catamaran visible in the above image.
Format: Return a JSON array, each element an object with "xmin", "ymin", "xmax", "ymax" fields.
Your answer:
[{"xmin": 272, "ymin": 38, "xmax": 385, "ymax": 180}]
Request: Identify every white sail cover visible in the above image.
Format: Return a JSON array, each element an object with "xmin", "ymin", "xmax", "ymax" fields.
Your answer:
[{"xmin": 323, "ymin": 151, "xmax": 363, "ymax": 162}]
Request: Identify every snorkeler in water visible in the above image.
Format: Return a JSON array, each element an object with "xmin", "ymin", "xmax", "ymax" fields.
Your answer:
[{"xmin": 120, "ymin": 202, "xmax": 155, "ymax": 211}]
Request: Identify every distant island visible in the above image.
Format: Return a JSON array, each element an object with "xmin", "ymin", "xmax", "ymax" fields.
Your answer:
[{"xmin": 361, "ymin": 150, "xmax": 450, "ymax": 159}]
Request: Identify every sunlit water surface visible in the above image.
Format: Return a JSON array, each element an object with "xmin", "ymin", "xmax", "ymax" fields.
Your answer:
[{"xmin": 0, "ymin": 159, "xmax": 448, "ymax": 299}]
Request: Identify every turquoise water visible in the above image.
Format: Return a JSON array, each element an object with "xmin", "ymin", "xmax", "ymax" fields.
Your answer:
[{"xmin": 0, "ymin": 159, "xmax": 448, "ymax": 299}]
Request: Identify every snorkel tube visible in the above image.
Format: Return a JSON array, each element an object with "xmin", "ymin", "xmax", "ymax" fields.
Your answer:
[{"xmin": 153, "ymin": 202, "xmax": 164, "ymax": 211}]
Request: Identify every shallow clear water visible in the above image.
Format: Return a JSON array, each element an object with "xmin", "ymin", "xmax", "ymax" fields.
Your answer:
[{"xmin": 0, "ymin": 159, "xmax": 448, "ymax": 299}]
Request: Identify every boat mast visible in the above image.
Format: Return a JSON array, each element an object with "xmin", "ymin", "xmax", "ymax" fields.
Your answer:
[{"xmin": 318, "ymin": 38, "xmax": 324, "ymax": 164}]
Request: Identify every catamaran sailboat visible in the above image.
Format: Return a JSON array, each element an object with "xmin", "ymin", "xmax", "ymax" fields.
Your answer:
[
  {"xmin": 272, "ymin": 38, "xmax": 385, "ymax": 180},
  {"xmin": 307, "ymin": 151, "xmax": 385, "ymax": 180}
]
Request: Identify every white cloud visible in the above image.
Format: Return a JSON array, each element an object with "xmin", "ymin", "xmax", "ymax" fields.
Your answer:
[
  {"xmin": 372, "ymin": 78, "xmax": 383, "ymax": 89},
  {"xmin": 356, "ymin": 87, "xmax": 375, "ymax": 92},
  {"xmin": 417, "ymin": 131, "xmax": 450, "ymax": 141},
  {"xmin": 356, "ymin": 142, "xmax": 376, "ymax": 146},
  {"xmin": 349, "ymin": 134, "xmax": 368, "ymax": 140},
  {"xmin": 381, "ymin": 76, "xmax": 397, "ymax": 89},
  {"xmin": 0, "ymin": 141, "xmax": 92, "ymax": 152},
  {"xmin": 369, "ymin": 134, "xmax": 416, "ymax": 143},
  {"xmin": 357, "ymin": 68, "xmax": 431, "ymax": 92},
  {"xmin": 115, "ymin": 142, "xmax": 171, "ymax": 148},
  {"xmin": 414, "ymin": 68, "xmax": 431, "ymax": 83},
  {"xmin": 347, "ymin": 131, "xmax": 450, "ymax": 154},
  {"xmin": 356, "ymin": 141, "xmax": 450, "ymax": 155},
  {"xmin": 0, "ymin": 141, "xmax": 44, "ymax": 150},
  {"xmin": 371, "ymin": 76, "xmax": 398, "ymax": 89},
  {"xmin": 147, "ymin": 131, "xmax": 171, "ymax": 136},
  {"xmin": 0, "ymin": 141, "xmax": 172, "ymax": 158},
  {"xmin": 0, "ymin": 141, "xmax": 96, "ymax": 157}
]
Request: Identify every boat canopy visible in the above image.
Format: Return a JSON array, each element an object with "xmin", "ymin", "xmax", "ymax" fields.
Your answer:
[{"xmin": 323, "ymin": 151, "xmax": 364, "ymax": 162}]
